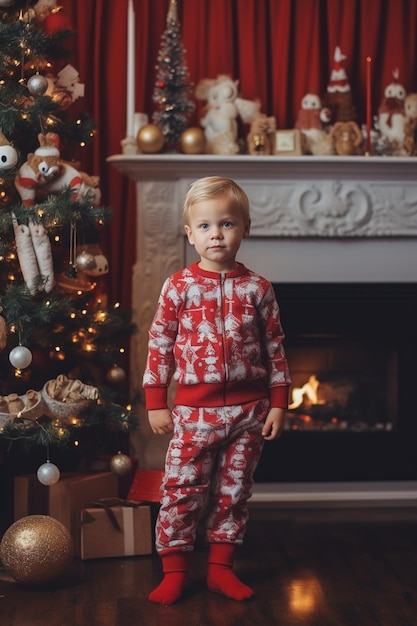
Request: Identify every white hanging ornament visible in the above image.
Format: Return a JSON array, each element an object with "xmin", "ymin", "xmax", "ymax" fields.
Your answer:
[
  {"xmin": 76, "ymin": 250, "xmax": 96, "ymax": 272},
  {"xmin": 110, "ymin": 452, "xmax": 133, "ymax": 477},
  {"xmin": 9, "ymin": 345, "xmax": 32, "ymax": 369},
  {"xmin": 37, "ymin": 460, "xmax": 60, "ymax": 485},
  {"xmin": 27, "ymin": 73, "xmax": 49, "ymax": 97}
]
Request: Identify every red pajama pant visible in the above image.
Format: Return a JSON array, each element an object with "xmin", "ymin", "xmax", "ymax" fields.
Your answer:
[{"xmin": 155, "ymin": 398, "xmax": 269, "ymax": 555}]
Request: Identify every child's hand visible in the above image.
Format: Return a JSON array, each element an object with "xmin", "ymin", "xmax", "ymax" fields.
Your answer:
[
  {"xmin": 148, "ymin": 408, "xmax": 174, "ymax": 435},
  {"xmin": 262, "ymin": 407, "xmax": 286, "ymax": 441}
]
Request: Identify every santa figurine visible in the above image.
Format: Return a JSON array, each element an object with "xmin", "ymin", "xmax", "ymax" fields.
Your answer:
[
  {"xmin": 322, "ymin": 46, "xmax": 358, "ymax": 123},
  {"xmin": 376, "ymin": 69, "xmax": 407, "ymax": 154}
]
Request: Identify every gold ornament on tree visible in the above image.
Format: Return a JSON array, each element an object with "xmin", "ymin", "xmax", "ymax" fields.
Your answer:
[
  {"xmin": 137, "ymin": 123, "xmax": 165, "ymax": 153},
  {"xmin": 180, "ymin": 127, "xmax": 206, "ymax": 154},
  {"xmin": 0, "ymin": 515, "xmax": 73, "ymax": 586}
]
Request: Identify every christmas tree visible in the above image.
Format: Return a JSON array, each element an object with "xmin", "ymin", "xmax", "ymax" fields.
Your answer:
[
  {"xmin": 152, "ymin": 0, "xmax": 194, "ymax": 150},
  {"xmin": 0, "ymin": 2, "xmax": 137, "ymax": 480}
]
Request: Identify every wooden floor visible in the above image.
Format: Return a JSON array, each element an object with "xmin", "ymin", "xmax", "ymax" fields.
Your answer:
[{"xmin": 1, "ymin": 505, "xmax": 417, "ymax": 626}]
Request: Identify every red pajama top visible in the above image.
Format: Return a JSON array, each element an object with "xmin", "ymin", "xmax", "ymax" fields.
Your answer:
[{"xmin": 143, "ymin": 262, "xmax": 291, "ymax": 410}]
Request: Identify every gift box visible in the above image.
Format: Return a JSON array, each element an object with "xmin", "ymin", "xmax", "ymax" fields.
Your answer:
[
  {"xmin": 14, "ymin": 472, "xmax": 118, "ymax": 556},
  {"xmin": 80, "ymin": 500, "xmax": 152, "ymax": 559},
  {"xmin": 127, "ymin": 469, "xmax": 164, "ymax": 503}
]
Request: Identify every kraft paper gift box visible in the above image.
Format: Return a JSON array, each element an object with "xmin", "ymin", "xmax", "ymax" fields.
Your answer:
[
  {"xmin": 14, "ymin": 472, "xmax": 118, "ymax": 557},
  {"xmin": 80, "ymin": 501, "xmax": 152, "ymax": 559}
]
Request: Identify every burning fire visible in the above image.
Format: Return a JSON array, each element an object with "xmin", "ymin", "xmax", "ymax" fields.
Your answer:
[{"xmin": 289, "ymin": 375, "xmax": 321, "ymax": 409}]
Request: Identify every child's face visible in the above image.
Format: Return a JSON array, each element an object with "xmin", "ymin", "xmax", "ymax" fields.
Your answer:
[{"xmin": 184, "ymin": 195, "xmax": 250, "ymax": 272}]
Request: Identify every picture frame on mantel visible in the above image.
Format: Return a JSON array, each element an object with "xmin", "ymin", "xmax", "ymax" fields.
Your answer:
[{"xmin": 274, "ymin": 128, "xmax": 306, "ymax": 155}]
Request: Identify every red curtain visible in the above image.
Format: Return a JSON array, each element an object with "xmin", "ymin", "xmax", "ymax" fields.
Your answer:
[{"xmin": 60, "ymin": 0, "xmax": 417, "ymax": 307}]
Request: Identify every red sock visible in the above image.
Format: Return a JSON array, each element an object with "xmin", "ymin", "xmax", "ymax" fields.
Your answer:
[
  {"xmin": 148, "ymin": 552, "xmax": 189, "ymax": 605},
  {"xmin": 207, "ymin": 543, "xmax": 254, "ymax": 601}
]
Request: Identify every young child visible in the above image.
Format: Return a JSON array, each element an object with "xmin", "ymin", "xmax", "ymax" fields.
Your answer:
[{"xmin": 143, "ymin": 176, "xmax": 291, "ymax": 605}]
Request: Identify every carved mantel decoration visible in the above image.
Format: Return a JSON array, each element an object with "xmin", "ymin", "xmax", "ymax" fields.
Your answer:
[{"xmin": 108, "ymin": 153, "xmax": 417, "ymax": 475}]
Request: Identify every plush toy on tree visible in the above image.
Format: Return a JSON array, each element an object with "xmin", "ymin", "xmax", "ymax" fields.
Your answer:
[
  {"xmin": 195, "ymin": 75, "xmax": 260, "ymax": 154},
  {"xmin": 15, "ymin": 133, "xmax": 82, "ymax": 207},
  {"xmin": 0, "ymin": 130, "xmax": 18, "ymax": 171}
]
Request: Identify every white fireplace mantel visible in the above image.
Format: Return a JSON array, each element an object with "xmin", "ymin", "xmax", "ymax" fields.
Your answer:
[{"xmin": 108, "ymin": 153, "xmax": 417, "ymax": 505}]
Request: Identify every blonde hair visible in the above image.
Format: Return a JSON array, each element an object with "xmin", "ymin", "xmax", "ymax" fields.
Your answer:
[{"xmin": 183, "ymin": 176, "xmax": 251, "ymax": 225}]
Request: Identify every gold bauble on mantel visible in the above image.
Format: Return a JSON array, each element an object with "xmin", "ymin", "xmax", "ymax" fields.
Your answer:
[
  {"xmin": 137, "ymin": 124, "xmax": 165, "ymax": 153},
  {"xmin": 179, "ymin": 127, "xmax": 206, "ymax": 154}
]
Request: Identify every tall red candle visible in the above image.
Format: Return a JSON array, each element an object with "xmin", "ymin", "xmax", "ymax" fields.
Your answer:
[{"xmin": 366, "ymin": 56, "xmax": 372, "ymax": 155}]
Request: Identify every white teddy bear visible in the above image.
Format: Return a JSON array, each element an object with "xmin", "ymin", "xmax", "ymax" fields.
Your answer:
[{"xmin": 195, "ymin": 75, "xmax": 260, "ymax": 154}]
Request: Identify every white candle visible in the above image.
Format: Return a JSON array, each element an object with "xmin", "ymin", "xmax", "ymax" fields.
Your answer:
[{"xmin": 126, "ymin": 0, "xmax": 135, "ymax": 138}]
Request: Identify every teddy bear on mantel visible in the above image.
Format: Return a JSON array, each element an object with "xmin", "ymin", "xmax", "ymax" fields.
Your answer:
[{"xmin": 195, "ymin": 75, "xmax": 260, "ymax": 154}]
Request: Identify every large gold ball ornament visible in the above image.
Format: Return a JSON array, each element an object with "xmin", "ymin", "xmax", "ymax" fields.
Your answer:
[
  {"xmin": 0, "ymin": 515, "xmax": 73, "ymax": 586},
  {"xmin": 110, "ymin": 452, "xmax": 133, "ymax": 476},
  {"xmin": 137, "ymin": 124, "xmax": 165, "ymax": 153},
  {"xmin": 179, "ymin": 127, "xmax": 206, "ymax": 154}
]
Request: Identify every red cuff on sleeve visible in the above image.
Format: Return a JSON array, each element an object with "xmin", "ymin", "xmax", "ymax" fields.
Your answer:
[
  {"xmin": 269, "ymin": 385, "xmax": 290, "ymax": 409},
  {"xmin": 144, "ymin": 387, "xmax": 168, "ymax": 410}
]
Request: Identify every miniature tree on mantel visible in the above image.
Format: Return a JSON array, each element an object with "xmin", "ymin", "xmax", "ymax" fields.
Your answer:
[{"xmin": 152, "ymin": 0, "xmax": 195, "ymax": 151}]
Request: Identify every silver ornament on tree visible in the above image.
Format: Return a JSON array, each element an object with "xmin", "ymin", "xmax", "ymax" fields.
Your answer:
[
  {"xmin": 27, "ymin": 73, "xmax": 49, "ymax": 97},
  {"xmin": 37, "ymin": 460, "xmax": 60, "ymax": 486},
  {"xmin": 110, "ymin": 451, "xmax": 133, "ymax": 476},
  {"xmin": 9, "ymin": 345, "xmax": 32, "ymax": 369},
  {"xmin": 76, "ymin": 250, "xmax": 96, "ymax": 272}
]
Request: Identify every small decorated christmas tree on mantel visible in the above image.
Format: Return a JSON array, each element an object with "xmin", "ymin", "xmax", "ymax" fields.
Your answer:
[
  {"xmin": 152, "ymin": 0, "xmax": 195, "ymax": 151},
  {"xmin": 0, "ymin": 2, "xmax": 137, "ymax": 484}
]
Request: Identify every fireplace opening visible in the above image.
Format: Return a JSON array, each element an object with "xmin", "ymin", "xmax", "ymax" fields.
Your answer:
[{"xmin": 254, "ymin": 283, "xmax": 417, "ymax": 483}]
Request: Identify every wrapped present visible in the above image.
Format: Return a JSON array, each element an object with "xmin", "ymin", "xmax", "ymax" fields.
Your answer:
[
  {"xmin": 14, "ymin": 472, "xmax": 118, "ymax": 556},
  {"xmin": 127, "ymin": 469, "xmax": 164, "ymax": 503},
  {"xmin": 80, "ymin": 499, "xmax": 152, "ymax": 560}
]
